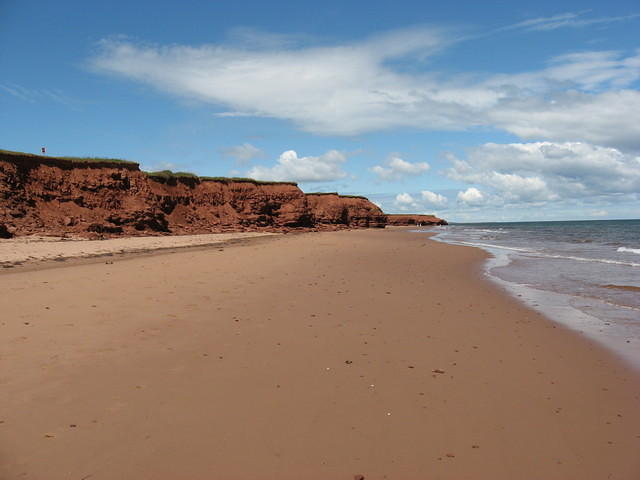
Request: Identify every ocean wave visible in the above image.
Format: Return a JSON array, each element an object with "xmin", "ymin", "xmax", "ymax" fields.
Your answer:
[
  {"xmin": 617, "ymin": 247, "xmax": 640, "ymax": 255},
  {"xmin": 451, "ymin": 241, "xmax": 534, "ymax": 253},
  {"xmin": 533, "ymin": 253, "xmax": 640, "ymax": 268},
  {"xmin": 451, "ymin": 240, "xmax": 640, "ymax": 267},
  {"xmin": 471, "ymin": 229, "xmax": 504, "ymax": 234}
]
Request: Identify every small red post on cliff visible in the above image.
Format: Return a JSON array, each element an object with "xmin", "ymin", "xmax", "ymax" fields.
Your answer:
[{"xmin": 41, "ymin": 147, "xmax": 46, "ymax": 154}]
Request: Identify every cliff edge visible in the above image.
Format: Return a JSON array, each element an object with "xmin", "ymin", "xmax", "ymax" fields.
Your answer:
[
  {"xmin": 0, "ymin": 150, "xmax": 390, "ymax": 237},
  {"xmin": 385, "ymin": 214, "xmax": 448, "ymax": 226},
  {"xmin": 305, "ymin": 193, "xmax": 386, "ymax": 229}
]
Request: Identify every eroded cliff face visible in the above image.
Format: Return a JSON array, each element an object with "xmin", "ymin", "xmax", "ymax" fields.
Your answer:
[
  {"xmin": 386, "ymin": 214, "xmax": 448, "ymax": 226},
  {"xmin": 0, "ymin": 151, "xmax": 388, "ymax": 237},
  {"xmin": 305, "ymin": 193, "xmax": 386, "ymax": 228}
]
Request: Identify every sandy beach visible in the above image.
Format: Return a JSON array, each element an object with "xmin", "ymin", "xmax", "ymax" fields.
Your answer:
[
  {"xmin": 0, "ymin": 232, "xmax": 277, "ymax": 268},
  {"xmin": 1, "ymin": 228, "xmax": 639, "ymax": 479}
]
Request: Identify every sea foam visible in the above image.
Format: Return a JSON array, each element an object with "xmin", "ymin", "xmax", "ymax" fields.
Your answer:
[{"xmin": 618, "ymin": 246, "xmax": 640, "ymax": 255}]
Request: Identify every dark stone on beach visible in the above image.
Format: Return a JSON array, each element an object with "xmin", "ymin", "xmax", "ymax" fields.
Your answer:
[
  {"xmin": 345, "ymin": 360, "xmax": 353, "ymax": 364},
  {"xmin": 0, "ymin": 223, "xmax": 13, "ymax": 238},
  {"xmin": 354, "ymin": 475, "xmax": 365, "ymax": 480},
  {"xmin": 433, "ymin": 369, "xmax": 445, "ymax": 374},
  {"xmin": 87, "ymin": 223, "xmax": 123, "ymax": 234}
]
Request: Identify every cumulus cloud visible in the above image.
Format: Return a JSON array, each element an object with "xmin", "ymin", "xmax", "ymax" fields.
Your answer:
[
  {"xmin": 221, "ymin": 143, "xmax": 263, "ymax": 164},
  {"xmin": 247, "ymin": 149, "xmax": 348, "ymax": 182},
  {"xmin": 90, "ymin": 29, "xmax": 640, "ymax": 149},
  {"xmin": 421, "ymin": 190, "xmax": 448, "ymax": 207},
  {"xmin": 446, "ymin": 141, "xmax": 640, "ymax": 205},
  {"xmin": 392, "ymin": 190, "xmax": 448, "ymax": 211},
  {"xmin": 370, "ymin": 155, "xmax": 430, "ymax": 181},
  {"xmin": 393, "ymin": 193, "xmax": 418, "ymax": 211},
  {"xmin": 457, "ymin": 187, "xmax": 486, "ymax": 205}
]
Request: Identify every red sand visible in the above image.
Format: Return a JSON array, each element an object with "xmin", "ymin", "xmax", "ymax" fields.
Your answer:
[{"xmin": 1, "ymin": 229, "xmax": 639, "ymax": 479}]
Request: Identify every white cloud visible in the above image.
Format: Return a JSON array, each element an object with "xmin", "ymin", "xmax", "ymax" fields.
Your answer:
[
  {"xmin": 370, "ymin": 155, "xmax": 430, "ymax": 181},
  {"xmin": 392, "ymin": 190, "xmax": 448, "ymax": 212},
  {"xmin": 0, "ymin": 83, "xmax": 77, "ymax": 106},
  {"xmin": 590, "ymin": 210, "xmax": 608, "ymax": 217},
  {"xmin": 221, "ymin": 143, "xmax": 263, "ymax": 164},
  {"xmin": 420, "ymin": 190, "xmax": 448, "ymax": 207},
  {"xmin": 140, "ymin": 160, "xmax": 179, "ymax": 172},
  {"xmin": 501, "ymin": 12, "xmax": 640, "ymax": 32},
  {"xmin": 446, "ymin": 141, "xmax": 640, "ymax": 206},
  {"xmin": 247, "ymin": 149, "xmax": 348, "ymax": 183},
  {"xmin": 485, "ymin": 51, "xmax": 640, "ymax": 92},
  {"xmin": 394, "ymin": 192, "xmax": 418, "ymax": 211},
  {"xmin": 90, "ymin": 30, "xmax": 640, "ymax": 149},
  {"xmin": 457, "ymin": 187, "xmax": 486, "ymax": 205},
  {"xmin": 487, "ymin": 90, "xmax": 640, "ymax": 150}
]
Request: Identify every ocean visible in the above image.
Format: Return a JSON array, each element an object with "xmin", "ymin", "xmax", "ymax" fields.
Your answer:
[{"xmin": 416, "ymin": 219, "xmax": 640, "ymax": 368}]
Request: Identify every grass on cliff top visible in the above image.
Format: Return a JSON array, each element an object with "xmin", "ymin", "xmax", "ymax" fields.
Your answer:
[
  {"xmin": 144, "ymin": 170, "xmax": 298, "ymax": 186},
  {"xmin": 306, "ymin": 192, "xmax": 368, "ymax": 200},
  {"xmin": 0, "ymin": 148, "xmax": 137, "ymax": 165},
  {"xmin": 144, "ymin": 169, "xmax": 199, "ymax": 179},
  {"xmin": 339, "ymin": 194, "xmax": 368, "ymax": 200},
  {"xmin": 200, "ymin": 176, "xmax": 297, "ymax": 186},
  {"xmin": 1, "ymin": 149, "xmax": 298, "ymax": 185}
]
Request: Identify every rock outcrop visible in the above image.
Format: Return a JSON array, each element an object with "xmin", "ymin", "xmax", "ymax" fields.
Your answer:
[
  {"xmin": 0, "ymin": 150, "xmax": 389, "ymax": 237},
  {"xmin": 386, "ymin": 214, "xmax": 448, "ymax": 226},
  {"xmin": 305, "ymin": 193, "xmax": 386, "ymax": 228}
]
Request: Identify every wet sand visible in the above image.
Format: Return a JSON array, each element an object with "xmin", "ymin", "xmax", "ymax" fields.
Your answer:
[{"xmin": 1, "ymin": 229, "xmax": 639, "ymax": 479}]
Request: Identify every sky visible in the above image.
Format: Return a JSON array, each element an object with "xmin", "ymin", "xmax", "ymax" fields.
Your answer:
[{"xmin": 1, "ymin": 0, "xmax": 639, "ymax": 222}]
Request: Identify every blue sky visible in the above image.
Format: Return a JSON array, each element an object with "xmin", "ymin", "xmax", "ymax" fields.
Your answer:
[{"xmin": 1, "ymin": 1, "xmax": 639, "ymax": 222}]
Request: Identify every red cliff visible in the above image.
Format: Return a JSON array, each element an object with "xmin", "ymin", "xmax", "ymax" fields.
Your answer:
[
  {"xmin": 0, "ymin": 150, "xmax": 389, "ymax": 237},
  {"xmin": 385, "ymin": 214, "xmax": 448, "ymax": 226},
  {"xmin": 305, "ymin": 193, "xmax": 386, "ymax": 228}
]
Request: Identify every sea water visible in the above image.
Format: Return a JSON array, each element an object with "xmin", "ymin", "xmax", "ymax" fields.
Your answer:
[{"xmin": 417, "ymin": 219, "xmax": 640, "ymax": 368}]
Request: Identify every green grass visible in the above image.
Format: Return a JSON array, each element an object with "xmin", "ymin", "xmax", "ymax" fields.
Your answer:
[
  {"xmin": 144, "ymin": 171, "xmax": 298, "ymax": 185},
  {"xmin": 1, "ymin": 148, "xmax": 297, "ymax": 185},
  {"xmin": 0, "ymin": 148, "xmax": 137, "ymax": 165},
  {"xmin": 200, "ymin": 176, "xmax": 297, "ymax": 186},
  {"xmin": 53, "ymin": 156, "xmax": 136, "ymax": 165},
  {"xmin": 306, "ymin": 193, "xmax": 371, "ymax": 200},
  {"xmin": 338, "ymin": 194, "xmax": 368, "ymax": 200},
  {"xmin": 306, "ymin": 192, "xmax": 370, "ymax": 200},
  {"xmin": 144, "ymin": 170, "xmax": 199, "ymax": 179}
]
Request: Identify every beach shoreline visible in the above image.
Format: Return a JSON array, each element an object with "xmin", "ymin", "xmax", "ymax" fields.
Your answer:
[
  {"xmin": 423, "ymin": 223, "xmax": 640, "ymax": 372},
  {"xmin": 1, "ymin": 228, "xmax": 639, "ymax": 479}
]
